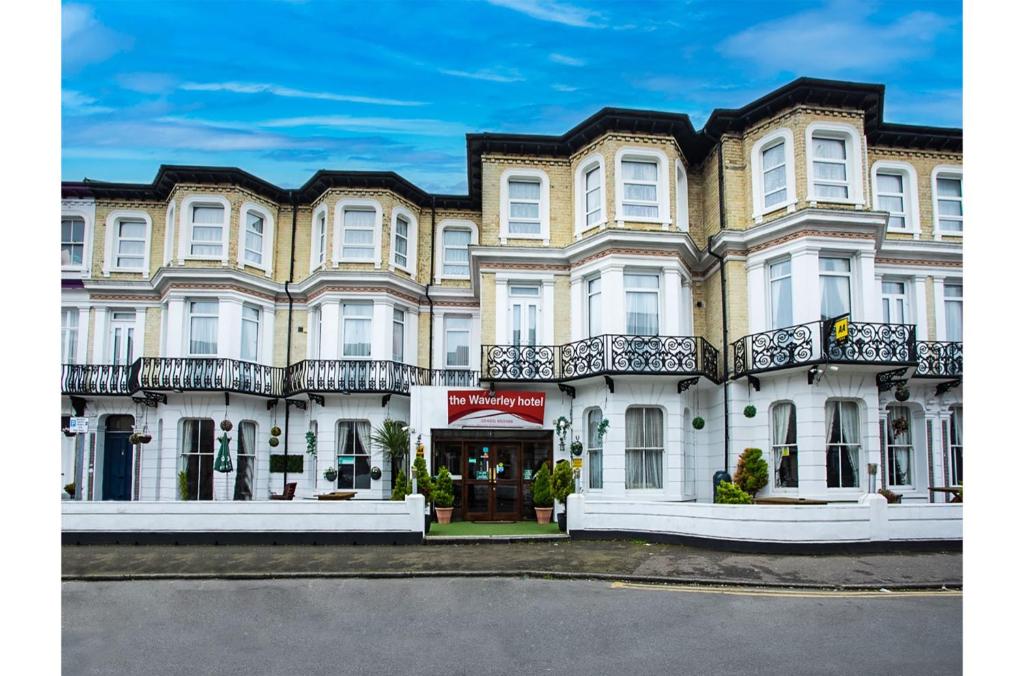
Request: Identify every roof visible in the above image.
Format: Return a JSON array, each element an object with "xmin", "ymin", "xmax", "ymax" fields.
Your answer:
[{"xmin": 62, "ymin": 77, "xmax": 961, "ymax": 209}]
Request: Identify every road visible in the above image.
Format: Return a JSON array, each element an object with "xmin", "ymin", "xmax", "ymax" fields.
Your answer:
[{"xmin": 63, "ymin": 577, "xmax": 961, "ymax": 676}]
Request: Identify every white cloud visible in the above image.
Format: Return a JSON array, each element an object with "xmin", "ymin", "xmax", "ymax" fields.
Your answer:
[
  {"xmin": 438, "ymin": 68, "xmax": 525, "ymax": 83},
  {"xmin": 67, "ymin": 118, "xmax": 315, "ymax": 152},
  {"xmin": 62, "ymin": 4, "xmax": 132, "ymax": 71},
  {"xmin": 258, "ymin": 115, "xmax": 466, "ymax": 136},
  {"xmin": 718, "ymin": 4, "xmax": 952, "ymax": 75},
  {"xmin": 61, "ymin": 89, "xmax": 114, "ymax": 115},
  {"xmin": 117, "ymin": 72, "xmax": 178, "ymax": 94},
  {"xmin": 549, "ymin": 52, "xmax": 586, "ymax": 67},
  {"xmin": 552, "ymin": 84, "xmax": 579, "ymax": 92},
  {"xmin": 179, "ymin": 81, "xmax": 426, "ymax": 107},
  {"xmin": 485, "ymin": 0, "xmax": 605, "ymax": 28}
]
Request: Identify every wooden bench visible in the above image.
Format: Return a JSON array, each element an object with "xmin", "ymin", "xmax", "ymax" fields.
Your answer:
[{"xmin": 753, "ymin": 497, "xmax": 829, "ymax": 505}]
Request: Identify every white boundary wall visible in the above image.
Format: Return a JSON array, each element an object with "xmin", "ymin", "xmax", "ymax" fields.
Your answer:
[
  {"xmin": 63, "ymin": 494, "xmax": 426, "ymax": 535},
  {"xmin": 567, "ymin": 494, "xmax": 961, "ymax": 544}
]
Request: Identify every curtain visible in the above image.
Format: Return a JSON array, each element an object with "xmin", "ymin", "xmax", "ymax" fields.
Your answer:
[
  {"xmin": 820, "ymin": 276, "xmax": 851, "ymax": 320},
  {"xmin": 825, "ymin": 401, "xmax": 839, "ymax": 488},
  {"xmin": 182, "ymin": 419, "xmax": 197, "ymax": 500},
  {"xmin": 839, "ymin": 402, "xmax": 860, "ymax": 487},
  {"xmin": 240, "ymin": 309, "xmax": 259, "ymax": 362},
  {"xmin": 771, "ymin": 271, "xmax": 792, "ymax": 329},
  {"xmin": 945, "ymin": 299, "xmax": 963, "ymax": 342},
  {"xmin": 233, "ymin": 422, "xmax": 255, "ymax": 500},
  {"xmin": 355, "ymin": 421, "xmax": 370, "ymax": 455},
  {"xmin": 626, "ymin": 292, "xmax": 658, "ymax": 336},
  {"xmin": 622, "ymin": 161, "xmax": 657, "ymax": 182},
  {"xmin": 344, "ymin": 209, "xmax": 375, "ymax": 229},
  {"xmin": 644, "ymin": 451, "xmax": 663, "ymax": 489},
  {"xmin": 337, "ymin": 422, "xmax": 351, "ymax": 488},
  {"xmin": 354, "ymin": 421, "xmax": 371, "ymax": 489},
  {"xmin": 337, "ymin": 422, "xmax": 350, "ymax": 455},
  {"xmin": 587, "ymin": 409, "xmax": 603, "ymax": 489},
  {"xmin": 813, "ymin": 137, "xmax": 846, "ymax": 160},
  {"xmin": 772, "ymin": 403, "xmax": 792, "ymax": 480},
  {"xmin": 951, "ymin": 408, "xmax": 962, "ymax": 446},
  {"xmin": 509, "ymin": 180, "xmax": 540, "ymax": 200},
  {"xmin": 625, "ymin": 409, "xmax": 643, "ymax": 489}
]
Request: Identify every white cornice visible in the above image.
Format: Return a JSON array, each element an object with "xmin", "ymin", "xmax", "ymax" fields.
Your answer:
[{"xmin": 709, "ymin": 208, "xmax": 888, "ymax": 256}]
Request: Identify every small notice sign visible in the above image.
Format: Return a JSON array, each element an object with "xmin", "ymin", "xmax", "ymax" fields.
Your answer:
[
  {"xmin": 834, "ymin": 316, "xmax": 849, "ymax": 342},
  {"xmin": 571, "ymin": 458, "xmax": 583, "ymax": 470},
  {"xmin": 69, "ymin": 417, "xmax": 89, "ymax": 434}
]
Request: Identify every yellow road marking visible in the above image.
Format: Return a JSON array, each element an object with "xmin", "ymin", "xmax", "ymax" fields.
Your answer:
[{"xmin": 610, "ymin": 581, "xmax": 961, "ymax": 599}]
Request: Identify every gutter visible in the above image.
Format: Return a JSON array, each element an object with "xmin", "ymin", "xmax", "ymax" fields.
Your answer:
[
  {"xmin": 425, "ymin": 195, "xmax": 436, "ymax": 372},
  {"xmin": 282, "ymin": 198, "xmax": 298, "ymax": 491},
  {"xmin": 711, "ymin": 140, "xmax": 730, "ymax": 475}
]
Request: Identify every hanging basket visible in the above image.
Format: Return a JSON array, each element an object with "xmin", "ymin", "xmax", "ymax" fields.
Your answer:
[
  {"xmin": 894, "ymin": 385, "xmax": 910, "ymax": 402},
  {"xmin": 220, "ymin": 419, "xmax": 233, "ymax": 432},
  {"xmin": 270, "ymin": 425, "xmax": 282, "ymax": 437},
  {"xmin": 743, "ymin": 405, "xmax": 757, "ymax": 419},
  {"xmin": 138, "ymin": 433, "xmax": 152, "ymax": 444},
  {"xmin": 692, "ymin": 416, "xmax": 705, "ymax": 430},
  {"xmin": 324, "ymin": 467, "xmax": 338, "ymax": 482},
  {"xmin": 269, "ymin": 436, "xmax": 280, "ymax": 448},
  {"xmin": 370, "ymin": 466, "xmax": 382, "ymax": 481}
]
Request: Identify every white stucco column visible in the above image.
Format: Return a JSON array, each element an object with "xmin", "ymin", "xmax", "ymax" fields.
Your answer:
[
  {"xmin": 494, "ymin": 278, "xmax": 508, "ymax": 344},
  {"xmin": 133, "ymin": 308, "xmax": 147, "ymax": 361},
  {"xmin": 91, "ymin": 307, "xmax": 108, "ymax": 363},
  {"xmin": 663, "ymin": 268, "xmax": 683, "ymax": 335},
  {"xmin": 541, "ymin": 278, "xmax": 555, "ymax": 344},
  {"xmin": 913, "ymin": 276, "xmax": 929, "ymax": 340},
  {"xmin": 569, "ymin": 276, "xmax": 584, "ymax": 340},
  {"xmin": 320, "ymin": 302, "xmax": 340, "ymax": 360},
  {"xmin": 745, "ymin": 261, "xmax": 766, "ymax": 333},
  {"xmin": 370, "ymin": 301, "xmax": 392, "ymax": 361},
  {"xmin": 262, "ymin": 305, "xmax": 276, "ymax": 364},
  {"xmin": 857, "ymin": 252, "xmax": 879, "ymax": 321},
  {"xmin": 603, "ymin": 265, "xmax": 625, "ymax": 333},
  {"xmin": 680, "ymin": 278, "xmax": 694, "ymax": 336},
  {"xmin": 165, "ymin": 299, "xmax": 185, "ymax": 358},
  {"xmin": 218, "ymin": 298, "xmax": 242, "ymax": 359},
  {"xmin": 791, "ymin": 249, "xmax": 819, "ymax": 324}
]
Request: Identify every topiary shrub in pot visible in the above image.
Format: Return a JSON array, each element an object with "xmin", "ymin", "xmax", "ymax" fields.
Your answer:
[
  {"xmin": 733, "ymin": 448, "xmax": 768, "ymax": 499},
  {"xmin": 552, "ymin": 459, "xmax": 575, "ymax": 532},
  {"xmin": 433, "ymin": 467, "xmax": 455, "ymax": 524},
  {"xmin": 532, "ymin": 462, "xmax": 554, "ymax": 524},
  {"xmin": 177, "ymin": 470, "xmax": 190, "ymax": 501},
  {"xmin": 391, "ymin": 471, "xmax": 411, "ymax": 501},
  {"xmin": 715, "ymin": 481, "xmax": 753, "ymax": 504}
]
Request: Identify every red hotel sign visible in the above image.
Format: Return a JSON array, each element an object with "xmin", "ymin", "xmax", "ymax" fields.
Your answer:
[{"xmin": 447, "ymin": 390, "xmax": 546, "ymax": 428}]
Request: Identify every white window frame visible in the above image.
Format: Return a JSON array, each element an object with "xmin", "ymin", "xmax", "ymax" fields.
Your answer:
[
  {"xmin": 334, "ymin": 199, "xmax": 383, "ymax": 267},
  {"xmin": 61, "ymin": 307, "xmax": 80, "ymax": 364},
  {"xmin": 767, "ymin": 257, "xmax": 794, "ymax": 330},
  {"xmin": 108, "ymin": 310, "xmax": 137, "ymax": 365},
  {"xmin": 240, "ymin": 303, "xmax": 261, "ymax": 363},
  {"xmin": 62, "ymin": 203, "xmax": 94, "ymax": 274},
  {"xmin": 340, "ymin": 303, "xmax": 373, "ymax": 359},
  {"xmin": 392, "ymin": 307, "xmax": 406, "ymax": 363},
  {"xmin": 770, "ymin": 401, "xmax": 799, "ymax": 489},
  {"xmin": 187, "ymin": 299, "xmax": 219, "ymax": 357},
  {"xmin": 586, "ymin": 276, "xmax": 602, "ymax": 338},
  {"xmin": 750, "ymin": 128, "xmax": 797, "ymax": 222},
  {"xmin": 624, "ymin": 406, "xmax": 664, "ymax": 491},
  {"xmin": 574, "ymin": 154, "xmax": 606, "ymax": 237},
  {"xmin": 180, "ymin": 195, "xmax": 231, "ymax": 263},
  {"xmin": 585, "ymin": 407, "xmax": 604, "ymax": 491},
  {"xmin": 499, "ymin": 168, "xmax": 550, "ymax": 244},
  {"xmin": 103, "ymin": 210, "xmax": 152, "ymax": 276},
  {"xmin": 308, "ymin": 305, "xmax": 323, "ymax": 359},
  {"xmin": 234, "ymin": 420, "xmax": 258, "ymax": 501},
  {"xmin": 819, "ymin": 255, "xmax": 853, "ymax": 321},
  {"xmin": 614, "ymin": 147, "xmax": 671, "ymax": 227},
  {"xmin": 931, "ymin": 165, "xmax": 963, "ymax": 238},
  {"xmin": 434, "ymin": 219, "xmax": 479, "ymax": 282},
  {"xmin": 804, "ymin": 122, "xmax": 865, "ymax": 206},
  {"xmin": 336, "ymin": 420, "xmax": 372, "ymax": 490},
  {"xmin": 949, "ymin": 406, "xmax": 963, "ymax": 487},
  {"xmin": 163, "ymin": 200, "xmax": 176, "ymax": 266},
  {"xmin": 237, "ymin": 202, "xmax": 274, "ymax": 274},
  {"xmin": 886, "ymin": 405, "xmax": 914, "ymax": 489},
  {"xmin": 508, "ymin": 284, "xmax": 541, "ymax": 346},
  {"xmin": 310, "ymin": 204, "xmax": 329, "ymax": 272},
  {"xmin": 444, "ymin": 315, "xmax": 471, "ymax": 368},
  {"xmin": 881, "ymin": 278, "xmax": 910, "ymax": 325},
  {"xmin": 675, "ymin": 159, "xmax": 689, "ymax": 232},
  {"xmin": 825, "ymin": 399, "xmax": 861, "ymax": 489},
  {"xmin": 942, "ymin": 280, "xmax": 963, "ymax": 342},
  {"xmin": 871, "ymin": 161, "xmax": 920, "ymax": 235},
  {"xmin": 390, "ymin": 206, "xmax": 418, "ymax": 275},
  {"xmin": 61, "ymin": 215, "xmax": 87, "ymax": 270},
  {"xmin": 623, "ymin": 271, "xmax": 661, "ymax": 336}
]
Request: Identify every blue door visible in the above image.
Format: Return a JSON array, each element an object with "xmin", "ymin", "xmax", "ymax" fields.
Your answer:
[{"xmin": 102, "ymin": 416, "xmax": 134, "ymax": 501}]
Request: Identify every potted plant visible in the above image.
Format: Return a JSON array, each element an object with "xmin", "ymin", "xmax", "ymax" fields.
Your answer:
[
  {"xmin": 305, "ymin": 430, "xmax": 317, "ymax": 456},
  {"xmin": 177, "ymin": 470, "xmax": 190, "ymax": 500},
  {"xmin": 532, "ymin": 462, "xmax": 554, "ymax": 524},
  {"xmin": 552, "ymin": 459, "xmax": 575, "ymax": 532},
  {"xmin": 715, "ymin": 481, "xmax": 753, "ymax": 504},
  {"xmin": 733, "ymin": 448, "xmax": 768, "ymax": 499},
  {"xmin": 596, "ymin": 418, "xmax": 609, "ymax": 442},
  {"xmin": 372, "ymin": 418, "xmax": 411, "ymax": 482},
  {"xmin": 412, "ymin": 455, "xmax": 433, "ymax": 532},
  {"xmin": 553, "ymin": 415, "xmax": 571, "ymax": 453},
  {"xmin": 891, "ymin": 417, "xmax": 909, "ymax": 437},
  {"xmin": 433, "ymin": 467, "xmax": 455, "ymax": 524},
  {"xmin": 692, "ymin": 416, "xmax": 705, "ymax": 430},
  {"xmin": 323, "ymin": 466, "xmax": 338, "ymax": 483},
  {"xmin": 270, "ymin": 425, "xmax": 282, "ymax": 437},
  {"xmin": 64, "ymin": 482, "xmax": 75, "ymax": 498},
  {"xmin": 743, "ymin": 405, "xmax": 757, "ymax": 418},
  {"xmin": 391, "ymin": 471, "xmax": 410, "ymax": 501}
]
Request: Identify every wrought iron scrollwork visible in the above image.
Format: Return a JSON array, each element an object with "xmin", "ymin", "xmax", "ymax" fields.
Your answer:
[
  {"xmin": 824, "ymin": 321, "xmax": 915, "ymax": 364},
  {"xmin": 733, "ymin": 323, "xmax": 816, "ymax": 375},
  {"xmin": 61, "ymin": 363, "xmax": 132, "ymax": 395},
  {"xmin": 914, "ymin": 341, "xmax": 963, "ymax": 378},
  {"xmin": 482, "ymin": 344, "xmax": 557, "ymax": 381}
]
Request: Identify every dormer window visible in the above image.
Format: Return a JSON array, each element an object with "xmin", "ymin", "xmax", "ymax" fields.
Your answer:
[
  {"xmin": 334, "ymin": 199, "xmax": 383, "ymax": 266},
  {"xmin": 390, "ymin": 207, "xmax": 417, "ymax": 274},
  {"xmin": 499, "ymin": 169, "xmax": 550, "ymax": 242},
  {"xmin": 114, "ymin": 218, "xmax": 147, "ymax": 269},
  {"xmin": 244, "ymin": 211, "xmax": 264, "ymax": 265},
  {"xmin": 189, "ymin": 204, "xmax": 226, "ymax": 257},
  {"xmin": 804, "ymin": 122, "xmax": 865, "ymax": 206},
  {"xmin": 615, "ymin": 148, "xmax": 671, "ymax": 225},
  {"xmin": 762, "ymin": 141, "xmax": 788, "ymax": 208},
  {"xmin": 811, "ymin": 135, "xmax": 850, "ymax": 200}
]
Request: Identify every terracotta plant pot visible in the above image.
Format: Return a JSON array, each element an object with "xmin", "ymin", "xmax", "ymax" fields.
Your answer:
[
  {"xmin": 535, "ymin": 507, "xmax": 553, "ymax": 525},
  {"xmin": 435, "ymin": 506, "xmax": 454, "ymax": 525}
]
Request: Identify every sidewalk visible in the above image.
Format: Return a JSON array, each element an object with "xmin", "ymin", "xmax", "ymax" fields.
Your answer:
[{"xmin": 62, "ymin": 540, "xmax": 962, "ymax": 589}]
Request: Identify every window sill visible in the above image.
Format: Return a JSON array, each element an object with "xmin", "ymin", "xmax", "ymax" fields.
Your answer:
[
  {"xmin": 613, "ymin": 214, "xmax": 669, "ymax": 226},
  {"xmin": 184, "ymin": 255, "xmax": 227, "ymax": 263},
  {"xmin": 389, "ymin": 263, "xmax": 415, "ymax": 276},
  {"xmin": 336, "ymin": 258, "xmax": 381, "ymax": 267},
  {"xmin": 437, "ymin": 275, "xmax": 471, "ymax": 282},
  {"xmin": 753, "ymin": 201, "xmax": 797, "ymax": 223},
  {"xmin": 805, "ymin": 197, "xmax": 864, "ymax": 208}
]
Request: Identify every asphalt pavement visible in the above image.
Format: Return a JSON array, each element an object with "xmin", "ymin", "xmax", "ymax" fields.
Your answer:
[{"xmin": 62, "ymin": 577, "xmax": 962, "ymax": 676}]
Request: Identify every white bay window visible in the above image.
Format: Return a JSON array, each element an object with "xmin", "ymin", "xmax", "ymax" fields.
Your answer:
[{"xmin": 188, "ymin": 301, "xmax": 218, "ymax": 356}]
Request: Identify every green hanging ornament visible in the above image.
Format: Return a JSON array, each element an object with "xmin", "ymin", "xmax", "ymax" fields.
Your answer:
[{"xmin": 214, "ymin": 433, "xmax": 233, "ymax": 473}]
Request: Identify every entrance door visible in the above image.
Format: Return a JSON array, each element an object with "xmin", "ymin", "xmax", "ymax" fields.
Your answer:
[
  {"xmin": 464, "ymin": 442, "xmax": 521, "ymax": 521},
  {"xmin": 102, "ymin": 415, "xmax": 134, "ymax": 501}
]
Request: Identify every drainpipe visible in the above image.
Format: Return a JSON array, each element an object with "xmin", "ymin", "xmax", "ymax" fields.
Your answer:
[
  {"xmin": 282, "ymin": 198, "xmax": 298, "ymax": 491},
  {"xmin": 712, "ymin": 140, "xmax": 730, "ymax": 476},
  {"xmin": 426, "ymin": 195, "xmax": 436, "ymax": 372}
]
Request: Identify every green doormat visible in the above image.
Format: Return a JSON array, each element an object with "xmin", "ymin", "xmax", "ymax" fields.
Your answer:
[{"xmin": 427, "ymin": 521, "xmax": 562, "ymax": 537}]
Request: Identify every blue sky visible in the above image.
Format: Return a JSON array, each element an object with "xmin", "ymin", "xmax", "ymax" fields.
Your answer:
[{"xmin": 61, "ymin": 0, "xmax": 963, "ymax": 193}]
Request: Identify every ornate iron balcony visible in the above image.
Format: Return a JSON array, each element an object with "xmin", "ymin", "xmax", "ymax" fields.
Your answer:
[
  {"xmin": 732, "ymin": 320, "xmax": 917, "ymax": 377},
  {"xmin": 285, "ymin": 360, "xmax": 481, "ymax": 395},
  {"xmin": 913, "ymin": 341, "xmax": 963, "ymax": 378},
  {"xmin": 61, "ymin": 363, "xmax": 132, "ymax": 395},
  {"xmin": 131, "ymin": 357, "xmax": 285, "ymax": 397},
  {"xmin": 482, "ymin": 335, "xmax": 720, "ymax": 383}
]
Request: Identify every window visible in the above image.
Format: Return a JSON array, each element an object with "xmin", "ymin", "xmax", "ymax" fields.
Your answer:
[
  {"xmin": 625, "ymin": 407, "xmax": 663, "ymax": 489},
  {"xmin": 762, "ymin": 141, "xmax": 788, "ymax": 208},
  {"xmin": 243, "ymin": 211, "xmax": 264, "ymax": 266},
  {"xmin": 621, "ymin": 160, "xmax": 660, "ymax": 219},
  {"xmin": 944, "ymin": 283, "xmax": 962, "ymax": 341},
  {"xmin": 114, "ymin": 218, "xmax": 146, "ymax": 269},
  {"xmin": 240, "ymin": 305, "xmax": 260, "ymax": 362},
  {"xmin": 819, "ymin": 257, "xmax": 852, "ymax": 320},
  {"xmin": 314, "ymin": 210, "xmax": 327, "ymax": 267},
  {"xmin": 61, "ymin": 308, "xmax": 79, "ymax": 363},
  {"xmin": 771, "ymin": 403, "xmax": 798, "ymax": 488},
  {"xmin": 811, "ymin": 135, "xmax": 850, "ymax": 200},
  {"xmin": 586, "ymin": 408, "xmax": 603, "ymax": 490},
  {"xmin": 445, "ymin": 316, "xmax": 470, "ymax": 367},
  {"xmin": 443, "ymin": 228, "xmax": 471, "ymax": 277},
  {"xmin": 882, "ymin": 280, "xmax": 908, "ymax": 324},
  {"xmin": 769, "ymin": 259, "xmax": 792, "ymax": 329},
  {"xmin": 509, "ymin": 285, "xmax": 540, "ymax": 346},
  {"xmin": 393, "ymin": 308, "xmax": 405, "ymax": 362},
  {"xmin": 336, "ymin": 420, "xmax": 371, "ymax": 490},
  {"xmin": 181, "ymin": 419, "xmax": 215, "ymax": 500},
  {"xmin": 886, "ymin": 406, "xmax": 913, "ymax": 487},
  {"xmin": 234, "ymin": 421, "xmax": 256, "ymax": 500},
  {"xmin": 826, "ymin": 401, "xmax": 860, "ymax": 488},
  {"xmin": 587, "ymin": 277, "xmax": 602, "ymax": 338},
  {"xmin": 311, "ymin": 307, "xmax": 323, "ymax": 359},
  {"xmin": 188, "ymin": 300, "xmax": 218, "ymax": 355},
  {"xmin": 935, "ymin": 172, "xmax": 963, "ymax": 233},
  {"xmin": 341, "ymin": 208, "xmax": 375, "ymax": 260},
  {"xmin": 584, "ymin": 166, "xmax": 603, "ymax": 227},
  {"xmin": 62, "ymin": 216, "xmax": 85, "ymax": 267},
  {"xmin": 949, "ymin": 407, "xmax": 963, "ymax": 486},
  {"xmin": 109, "ymin": 311, "xmax": 135, "ymax": 365},
  {"xmin": 189, "ymin": 204, "xmax": 225, "ymax": 257},
  {"xmin": 875, "ymin": 172, "xmax": 907, "ymax": 229},
  {"xmin": 625, "ymin": 273, "xmax": 659, "ymax": 336},
  {"xmin": 508, "ymin": 179, "xmax": 542, "ymax": 235},
  {"xmin": 342, "ymin": 304, "xmax": 372, "ymax": 358},
  {"xmin": 675, "ymin": 160, "xmax": 689, "ymax": 231},
  {"xmin": 393, "ymin": 215, "xmax": 410, "ymax": 268}
]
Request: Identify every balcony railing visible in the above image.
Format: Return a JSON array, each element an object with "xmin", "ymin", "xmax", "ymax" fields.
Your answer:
[
  {"xmin": 131, "ymin": 357, "xmax": 285, "ymax": 397},
  {"xmin": 913, "ymin": 341, "xmax": 963, "ymax": 378},
  {"xmin": 61, "ymin": 363, "xmax": 132, "ymax": 395},
  {"xmin": 733, "ymin": 321, "xmax": 918, "ymax": 376},
  {"xmin": 482, "ymin": 334, "xmax": 721, "ymax": 383},
  {"xmin": 286, "ymin": 360, "xmax": 480, "ymax": 395}
]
